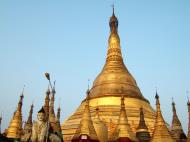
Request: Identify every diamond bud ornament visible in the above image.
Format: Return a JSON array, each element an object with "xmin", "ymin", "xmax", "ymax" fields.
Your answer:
[{"xmin": 45, "ymin": 72, "xmax": 50, "ymax": 80}]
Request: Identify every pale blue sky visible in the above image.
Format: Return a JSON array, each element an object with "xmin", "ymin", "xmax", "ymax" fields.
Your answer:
[{"xmin": 0, "ymin": 0, "xmax": 190, "ymax": 133}]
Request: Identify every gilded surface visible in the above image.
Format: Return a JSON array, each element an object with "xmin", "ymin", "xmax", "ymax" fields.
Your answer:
[
  {"xmin": 73, "ymin": 93, "xmax": 98, "ymax": 140},
  {"xmin": 151, "ymin": 94, "xmax": 175, "ymax": 142},
  {"xmin": 7, "ymin": 94, "xmax": 23, "ymax": 139},
  {"xmin": 62, "ymin": 97, "xmax": 155, "ymax": 141},
  {"xmin": 170, "ymin": 100, "xmax": 185, "ymax": 140},
  {"xmin": 111, "ymin": 97, "xmax": 136, "ymax": 141},
  {"xmin": 93, "ymin": 107, "xmax": 108, "ymax": 142},
  {"xmin": 62, "ymin": 11, "xmax": 156, "ymax": 141}
]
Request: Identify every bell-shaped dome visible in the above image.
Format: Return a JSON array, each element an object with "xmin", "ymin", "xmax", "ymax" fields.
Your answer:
[{"xmin": 89, "ymin": 10, "xmax": 148, "ymax": 102}]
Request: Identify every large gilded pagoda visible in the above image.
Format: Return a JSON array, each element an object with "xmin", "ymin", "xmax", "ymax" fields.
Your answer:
[
  {"xmin": 61, "ymin": 8, "xmax": 156, "ymax": 142},
  {"xmin": 1, "ymin": 8, "xmax": 189, "ymax": 142}
]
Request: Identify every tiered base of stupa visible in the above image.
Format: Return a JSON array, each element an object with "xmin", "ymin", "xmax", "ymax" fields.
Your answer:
[{"xmin": 62, "ymin": 96, "xmax": 155, "ymax": 142}]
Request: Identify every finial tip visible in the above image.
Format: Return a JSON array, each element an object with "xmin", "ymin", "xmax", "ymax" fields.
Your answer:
[
  {"xmin": 155, "ymin": 90, "xmax": 159, "ymax": 99},
  {"xmin": 87, "ymin": 79, "xmax": 90, "ymax": 90},
  {"xmin": 172, "ymin": 97, "xmax": 174, "ymax": 102},
  {"xmin": 110, "ymin": 3, "xmax": 115, "ymax": 16},
  {"xmin": 21, "ymin": 85, "xmax": 25, "ymax": 96}
]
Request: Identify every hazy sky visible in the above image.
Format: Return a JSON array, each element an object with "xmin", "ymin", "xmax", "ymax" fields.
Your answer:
[{"xmin": 0, "ymin": 0, "xmax": 190, "ymax": 133}]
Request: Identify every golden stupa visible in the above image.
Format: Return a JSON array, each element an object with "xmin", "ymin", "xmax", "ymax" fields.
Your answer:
[
  {"xmin": 6, "ymin": 92, "xmax": 24, "ymax": 139},
  {"xmin": 61, "ymin": 9, "xmax": 156, "ymax": 142}
]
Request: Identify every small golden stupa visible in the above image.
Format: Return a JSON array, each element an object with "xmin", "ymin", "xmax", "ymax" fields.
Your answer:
[
  {"xmin": 6, "ymin": 91, "xmax": 24, "ymax": 139},
  {"xmin": 61, "ymin": 8, "xmax": 156, "ymax": 142},
  {"xmin": 151, "ymin": 92, "xmax": 175, "ymax": 142}
]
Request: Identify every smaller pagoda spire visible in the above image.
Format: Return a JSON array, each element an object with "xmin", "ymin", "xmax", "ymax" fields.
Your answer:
[
  {"xmin": 7, "ymin": 88, "xmax": 24, "ymax": 139},
  {"xmin": 111, "ymin": 96, "xmax": 136, "ymax": 142},
  {"xmin": 44, "ymin": 85, "xmax": 50, "ymax": 120},
  {"xmin": 24, "ymin": 103, "xmax": 34, "ymax": 129},
  {"xmin": 171, "ymin": 98, "xmax": 181, "ymax": 126},
  {"xmin": 55, "ymin": 105, "xmax": 63, "ymax": 141},
  {"xmin": 152, "ymin": 91, "xmax": 174, "ymax": 142},
  {"xmin": 136, "ymin": 107, "xmax": 150, "ymax": 142},
  {"xmin": 170, "ymin": 98, "xmax": 186, "ymax": 141},
  {"xmin": 21, "ymin": 104, "xmax": 34, "ymax": 142},
  {"xmin": 72, "ymin": 90, "xmax": 98, "ymax": 142},
  {"xmin": 186, "ymin": 98, "xmax": 190, "ymax": 142},
  {"xmin": 57, "ymin": 105, "xmax": 61, "ymax": 121},
  {"xmin": 0, "ymin": 113, "xmax": 2, "ymax": 134},
  {"xmin": 49, "ymin": 81, "xmax": 57, "ymax": 133},
  {"xmin": 93, "ymin": 107, "xmax": 108, "ymax": 142},
  {"xmin": 56, "ymin": 105, "xmax": 62, "ymax": 133}
]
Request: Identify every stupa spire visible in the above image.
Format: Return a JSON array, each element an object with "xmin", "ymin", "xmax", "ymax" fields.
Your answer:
[
  {"xmin": 136, "ymin": 107, "xmax": 150, "ymax": 142},
  {"xmin": 111, "ymin": 96, "xmax": 136, "ymax": 141},
  {"xmin": 73, "ymin": 90, "xmax": 98, "ymax": 141},
  {"xmin": 44, "ymin": 85, "xmax": 50, "ymax": 120},
  {"xmin": 137, "ymin": 107, "xmax": 148, "ymax": 130},
  {"xmin": 56, "ymin": 105, "xmax": 61, "ymax": 131},
  {"xmin": 93, "ymin": 106, "xmax": 108, "ymax": 142},
  {"xmin": 171, "ymin": 98, "xmax": 181, "ymax": 125},
  {"xmin": 50, "ymin": 82, "xmax": 55, "ymax": 115},
  {"xmin": 55, "ymin": 105, "xmax": 63, "ymax": 140},
  {"xmin": 25, "ymin": 103, "xmax": 34, "ymax": 128},
  {"xmin": 187, "ymin": 99, "xmax": 190, "ymax": 142},
  {"xmin": 7, "ymin": 89, "xmax": 24, "ymax": 139},
  {"xmin": 170, "ymin": 98, "xmax": 186, "ymax": 141},
  {"xmin": 106, "ymin": 6, "xmax": 123, "ymax": 64},
  {"xmin": 49, "ymin": 81, "xmax": 57, "ymax": 133},
  {"xmin": 152, "ymin": 91, "xmax": 174, "ymax": 142},
  {"xmin": 57, "ymin": 105, "xmax": 61, "ymax": 120},
  {"xmin": 21, "ymin": 103, "xmax": 34, "ymax": 142}
]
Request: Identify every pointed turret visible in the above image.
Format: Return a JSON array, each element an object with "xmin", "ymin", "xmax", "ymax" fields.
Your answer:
[
  {"xmin": 93, "ymin": 107, "xmax": 108, "ymax": 142},
  {"xmin": 170, "ymin": 99, "xmax": 186, "ymax": 141},
  {"xmin": 111, "ymin": 96, "xmax": 136, "ymax": 142},
  {"xmin": 136, "ymin": 107, "xmax": 150, "ymax": 142},
  {"xmin": 7, "ymin": 91, "xmax": 24, "ymax": 139},
  {"xmin": 49, "ymin": 84, "xmax": 57, "ymax": 133},
  {"xmin": 55, "ymin": 105, "xmax": 63, "ymax": 141},
  {"xmin": 44, "ymin": 86, "xmax": 50, "ymax": 120},
  {"xmin": 21, "ymin": 104, "xmax": 33, "ymax": 142},
  {"xmin": 0, "ymin": 114, "xmax": 2, "ymax": 134},
  {"xmin": 106, "ymin": 5, "xmax": 122, "ymax": 63},
  {"xmin": 72, "ymin": 90, "xmax": 99, "ymax": 142},
  {"xmin": 23, "ymin": 104, "xmax": 33, "ymax": 131},
  {"xmin": 152, "ymin": 92, "xmax": 174, "ymax": 142},
  {"xmin": 56, "ymin": 106, "xmax": 61, "ymax": 132},
  {"xmin": 186, "ymin": 99, "xmax": 190, "ymax": 142}
]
